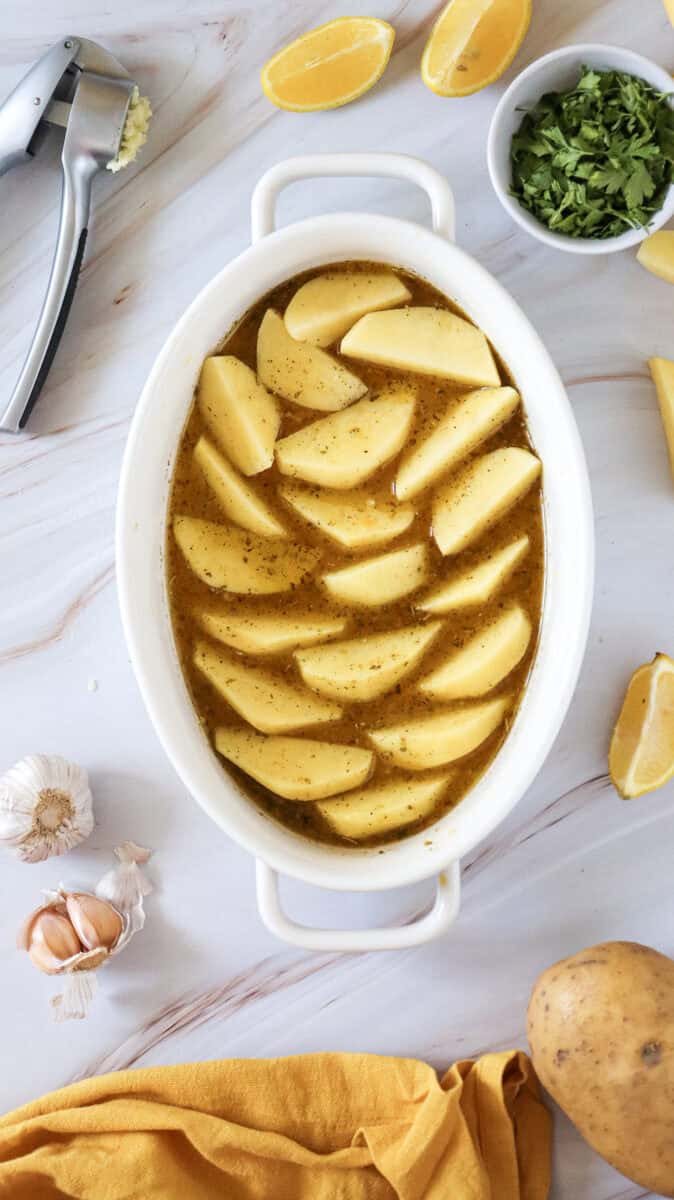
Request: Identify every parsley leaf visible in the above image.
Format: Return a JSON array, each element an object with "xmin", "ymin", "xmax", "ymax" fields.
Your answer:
[{"xmin": 510, "ymin": 66, "xmax": 674, "ymax": 239}]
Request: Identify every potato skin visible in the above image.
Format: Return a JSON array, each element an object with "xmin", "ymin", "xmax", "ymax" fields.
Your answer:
[{"xmin": 528, "ymin": 941, "xmax": 674, "ymax": 1196}]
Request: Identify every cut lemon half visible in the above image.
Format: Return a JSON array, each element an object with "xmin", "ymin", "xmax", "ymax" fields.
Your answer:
[
  {"xmin": 609, "ymin": 653, "xmax": 674, "ymax": 799},
  {"xmin": 421, "ymin": 0, "xmax": 531, "ymax": 97},
  {"xmin": 261, "ymin": 17, "xmax": 395, "ymax": 112}
]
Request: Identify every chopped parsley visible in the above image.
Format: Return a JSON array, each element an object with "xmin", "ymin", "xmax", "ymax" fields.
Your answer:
[{"xmin": 510, "ymin": 66, "xmax": 674, "ymax": 239}]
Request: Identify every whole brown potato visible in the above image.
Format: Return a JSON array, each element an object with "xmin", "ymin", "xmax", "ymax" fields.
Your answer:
[{"xmin": 528, "ymin": 941, "xmax": 674, "ymax": 1196}]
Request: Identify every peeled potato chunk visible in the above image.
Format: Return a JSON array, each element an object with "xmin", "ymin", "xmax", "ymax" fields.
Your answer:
[
  {"xmin": 418, "ymin": 605, "xmax": 531, "ymax": 700},
  {"xmin": 322, "ymin": 542, "xmax": 429, "ymax": 607},
  {"xmin": 257, "ymin": 309, "xmax": 366, "ymax": 412},
  {"xmin": 316, "ymin": 772, "xmax": 452, "ymax": 839},
  {"xmin": 648, "ymin": 357, "xmax": 674, "ymax": 483},
  {"xmin": 369, "ymin": 697, "xmax": 510, "ymax": 769},
  {"xmin": 341, "ymin": 307, "xmax": 500, "ymax": 387},
  {"xmin": 196, "ymin": 609, "xmax": 348, "ymax": 656},
  {"xmin": 284, "ymin": 270, "xmax": 411, "ymax": 347},
  {"xmin": 214, "ymin": 727, "xmax": 374, "ymax": 801},
  {"xmin": 396, "ymin": 386, "xmax": 520, "ymax": 501},
  {"xmin": 173, "ymin": 516, "xmax": 319, "ymax": 593},
  {"xmin": 193, "ymin": 437, "xmax": 286, "ymax": 538},
  {"xmin": 279, "ymin": 482, "xmax": 415, "ymax": 550},
  {"xmin": 194, "ymin": 640, "xmax": 341, "ymax": 733},
  {"xmin": 418, "ymin": 536, "xmax": 530, "ymax": 613},
  {"xmin": 198, "ymin": 356, "xmax": 280, "ymax": 476},
  {"xmin": 433, "ymin": 448, "xmax": 541, "ymax": 556},
  {"xmin": 637, "ymin": 230, "xmax": 674, "ymax": 284},
  {"xmin": 294, "ymin": 621, "xmax": 442, "ymax": 702},
  {"xmin": 275, "ymin": 388, "xmax": 416, "ymax": 489}
]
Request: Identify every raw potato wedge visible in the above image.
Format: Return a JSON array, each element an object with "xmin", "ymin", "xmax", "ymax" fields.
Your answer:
[
  {"xmin": 316, "ymin": 771, "xmax": 452, "ymax": 839},
  {"xmin": 322, "ymin": 542, "xmax": 429, "ymax": 607},
  {"xmin": 418, "ymin": 535, "xmax": 530, "ymax": 613},
  {"xmin": 198, "ymin": 356, "xmax": 280, "ymax": 476},
  {"xmin": 369, "ymin": 696, "xmax": 510, "ymax": 769},
  {"xmin": 279, "ymin": 481, "xmax": 415, "ymax": 549},
  {"xmin": 257, "ymin": 309, "xmax": 366, "ymax": 411},
  {"xmin": 194, "ymin": 640, "xmax": 341, "ymax": 733},
  {"xmin": 214, "ymin": 727, "xmax": 374, "ymax": 801},
  {"xmin": 418, "ymin": 604, "xmax": 531, "ymax": 699},
  {"xmin": 648, "ymin": 357, "xmax": 674, "ymax": 483},
  {"xmin": 173, "ymin": 516, "xmax": 319, "ymax": 593},
  {"xmin": 637, "ymin": 230, "xmax": 674, "ymax": 284},
  {"xmin": 275, "ymin": 388, "xmax": 416, "ymax": 489},
  {"xmin": 396, "ymin": 386, "xmax": 520, "ymax": 501},
  {"xmin": 433, "ymin": 447, "xmax": 541, "ymax": 555},
  {"xmin": 284, "ymin": 270, "xmax": 411, "ymax": 347},
  {"xmin": 196, "ymin": 609, "xmax": 348, "ymax": 656},
  {"xmin": 193, "ymin": 437, "xmax": 286, "ymax": 537},
  {"xmin": 341, "ymin": 306, "xmax": 500, "ymax": 386},
  {"xmin": 295, "ymin": 620, "xmax": 443, "ymax": 702}
]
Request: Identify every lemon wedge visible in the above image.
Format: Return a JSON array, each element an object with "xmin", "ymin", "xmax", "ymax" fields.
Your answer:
[
  {"xmin": 609, "ymin": 653, "xmax": 674, "ymax": 798},
  {"xmin": 261, "ymin": 17, "xmax": 395, "ymax": 112},
  {"xmin": 421, "ymin": 0, "xmax": 531, "ymax": 97}
]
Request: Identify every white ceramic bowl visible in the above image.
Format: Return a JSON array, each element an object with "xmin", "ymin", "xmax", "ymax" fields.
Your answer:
[
  {"xmin": 116, "ymin": 153, "xmax": 594, "ymax": 951},
  {"xmin": 488, "ymin": 43, "xmax": 674, "ymax": 254}
]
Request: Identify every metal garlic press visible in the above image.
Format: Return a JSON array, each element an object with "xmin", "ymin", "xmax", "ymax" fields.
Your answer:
[{"xmin": 0, "ymin": 38, "xmax": 140, "ymax": 433}]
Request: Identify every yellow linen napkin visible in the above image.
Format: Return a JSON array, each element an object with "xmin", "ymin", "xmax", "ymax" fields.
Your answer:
[{"xmin": 0, "ymin": 1051, "xmax": 550, "ymax": 1199}]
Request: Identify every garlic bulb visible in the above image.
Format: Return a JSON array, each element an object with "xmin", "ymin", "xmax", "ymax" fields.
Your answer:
[
  {"xmin": 18, "ymin": 843, "xmax": 152, "ymax": 1020},
  {"xmin": 0, "ymin": 754, "xmax": 94, "ymax": 862}
]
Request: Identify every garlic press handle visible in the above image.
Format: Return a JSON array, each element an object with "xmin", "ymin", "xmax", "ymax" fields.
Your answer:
[{"xmin": 0, "ymin": 147, "xmax": 95, "ymax": 433}]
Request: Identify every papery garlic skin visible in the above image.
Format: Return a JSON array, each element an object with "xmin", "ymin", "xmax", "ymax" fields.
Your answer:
[
  {"xmin": 0, "ymin": 755, "xmax": 94, "ymax": 862},
  {"xmin": 66, "ymin": 894, "xmax": 122, "ymax": 951}
]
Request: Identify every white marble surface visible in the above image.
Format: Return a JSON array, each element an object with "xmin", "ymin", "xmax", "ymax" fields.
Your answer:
[{"xmin": 1, "ymin": 1, "xmax": 673, "ymax": 1195}]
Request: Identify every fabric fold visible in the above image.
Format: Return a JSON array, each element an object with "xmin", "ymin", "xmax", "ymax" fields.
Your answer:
[{"xmin": 0, "ymin": 1051, "xmax": 550, "ymax": 1199}]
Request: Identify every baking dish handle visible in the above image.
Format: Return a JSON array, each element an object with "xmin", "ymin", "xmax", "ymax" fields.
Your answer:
[
  {"xmin": 250, "ymin": 152, "xmax": 456, "ymax": 244},
  {"xmin": 255, "ymin": 859, "xmax": 461, "ymax": 952}
]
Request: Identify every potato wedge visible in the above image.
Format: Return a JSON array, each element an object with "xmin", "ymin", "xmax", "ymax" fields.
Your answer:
[
  {"xmin": 395, "ymin": 386, "xmax": 520, "ymax": 501},
  {"xmin": 316, "ymin": 771, "xmax": 452, "ymax": 839},
  {"xmin": 418, "ymin": 605, "xmax": 531, "ymax": 699},
  {"xmin": 637, "ymin": 230, "xmax": 674, "ymax": 284},
  {"xmin": 417, "ymin": 536, "xmax": 530, "ymax": 613},
  {"xmin": 368, "ymin": 696, "xmax": 510, "ymax": 769},
  {"xmin": 194, "ymin": 640, "xmax": 341, "ymax": 733},
  {"xmin": 173, "ymin": 516, "xmax": 319, "ymax": 593},
  {"xmin": 322, "ymin": 542, "xmax": 429, "ymax": 607},
  {"xmin": 198, "ymin": 356, "xmax": 280, "ymax": 476},
  {"xmin": 279, "ymin": 482, "xmax": 415, "ymax": 550},
  {"xmin": 257, "ymin": 309, "xmax": 366, "ymax": 411},
  {"xmin": 275, "ymin": 388, "xmax": 416, "ymax": 489},
  {"xmin": 648, "ymin": 357, "xmax": 674, "ymax": 483},
  {"xmin": 284, "ymin": 270, "xmax": 411, "ymax": 347},
  {"xmin": 196, "ymin": 609, "xmax": 348, "ymax": 656},
  {"xmin": 193, "ymin": 437, "xmax": 286, "ymax": 537},
  {"xmin": 295, "ymin": 620, "xmax": 443, "ymax": 702},
  {"xmin": 214, "ymin": 727, "xmax": 374, "ymax": 800},
  {"xmin": 341, "ymin": 306, "xmax": 500, "ymax": 386},
  {"xmin": 432, "ymin": 448, "xmax": 541, "ymax": 556}
]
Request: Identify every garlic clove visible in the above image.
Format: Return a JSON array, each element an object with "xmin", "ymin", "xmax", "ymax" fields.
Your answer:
[
  {"xmin": 0, "ymin": 754, "xmax": 94, "ymax": 862},
  {"xmin": 27, "ymin": 910, "xmax": 82, "ymax": 975},
  {"xmin": 65, "ymin": 893, "xmax": 123, "ymax": 951}
]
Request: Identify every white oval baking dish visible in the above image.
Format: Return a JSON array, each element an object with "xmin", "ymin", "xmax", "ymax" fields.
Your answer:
[{"xmin": 116, "ymin": 153, "xmax": 594, "ymax": 953}]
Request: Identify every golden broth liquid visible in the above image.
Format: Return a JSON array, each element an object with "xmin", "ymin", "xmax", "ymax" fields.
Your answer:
[{"xmin": 167, "ymin": 264, "xmax": 544, "ymax": 847}]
